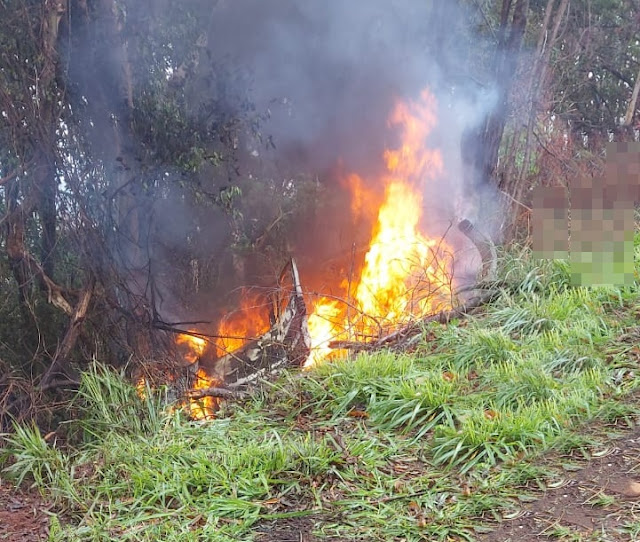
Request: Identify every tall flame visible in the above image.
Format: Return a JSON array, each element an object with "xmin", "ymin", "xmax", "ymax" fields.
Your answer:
[
  {"xmin": 139, "ymin": 87, "xmax": 454, "ymax": 408},
  {"xmin": 306, "ymin": 88, "xmax": 452, "ymax": 366}
]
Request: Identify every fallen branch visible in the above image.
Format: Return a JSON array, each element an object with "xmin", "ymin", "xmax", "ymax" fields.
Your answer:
[
  {"xmin": 329, "ymin": 288, "xmax": 500, "ymax": 352},
  {"xmin": 186, "ymin": 386, "xmax": 248, "ymax": 400}
]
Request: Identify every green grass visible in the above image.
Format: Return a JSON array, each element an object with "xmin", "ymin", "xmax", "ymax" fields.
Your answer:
[{"xmin": 2, "ymin": 239, "xmax": 640, "ymax": 541}]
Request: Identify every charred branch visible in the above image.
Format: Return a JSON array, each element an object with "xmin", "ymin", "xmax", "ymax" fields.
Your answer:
[{"xmin": 186, "ymin": 386, "xmax": 248, "ymax": 400}]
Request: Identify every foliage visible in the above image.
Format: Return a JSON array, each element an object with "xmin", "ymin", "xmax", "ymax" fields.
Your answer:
[{"xmin": 553, "ymin": 0, "xmax": 640, "ymax": 135}]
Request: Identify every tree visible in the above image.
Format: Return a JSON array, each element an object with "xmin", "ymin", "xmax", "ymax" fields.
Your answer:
[
  {"xmin": 0, "ymin": 0, "xmax": 253, "ymax": 399},
  {"xmin": 463, "ymin": 0, "xmax": 531, "ymax": 190}
]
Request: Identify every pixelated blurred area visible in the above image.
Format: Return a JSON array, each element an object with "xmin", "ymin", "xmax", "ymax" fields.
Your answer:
[
  {"xmin": 532, "ymin": 185, "xmax": 569, "ymax": 260},
  {"xmin": 532, "ymin": 142, "xmax": 639, "ymax": 286}
]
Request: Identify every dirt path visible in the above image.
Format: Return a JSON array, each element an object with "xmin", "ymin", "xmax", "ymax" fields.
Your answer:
[
  {"xmin": 480, "ymin": 426, "xmax": 640, "ymax": 542},
  {"xmin": 0, "ymin": 481, "xmax": 51, "ymax": 541}
]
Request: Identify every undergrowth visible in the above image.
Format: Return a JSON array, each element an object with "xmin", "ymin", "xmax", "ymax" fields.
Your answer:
[{"xmin": 2, "ymin": 239, "xmax": 639, "ymax": 541}]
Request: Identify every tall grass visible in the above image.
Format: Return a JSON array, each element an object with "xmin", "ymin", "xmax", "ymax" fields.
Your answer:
[{"xmin": 72, "ymin": 363, "xmax": 166, "ymax": 441}]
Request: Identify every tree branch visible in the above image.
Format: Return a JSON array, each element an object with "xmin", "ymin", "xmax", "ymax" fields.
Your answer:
[{"xmin": 186, "ymin": 387, "xmax": 248, "ymax": 400}]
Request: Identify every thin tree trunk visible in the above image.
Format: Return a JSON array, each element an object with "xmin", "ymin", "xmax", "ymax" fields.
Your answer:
[
  {"xmin": 5, "ymin": 179, "xmax": 33, "ymax": 327},
  {"xmin": 37, "ymin": 0, "xmax": 67, "ymax": 279},
  {"xmin": 518, "ymin": 0, "xmax": 569, "ymax": 187},
  {"xmin": 36, "ymin": 150, "xmax": 58, "ymax": 279},
  {"xmin": 512, "ymin": 0, "xmax": 556, "ymax": 191},
  {"xmin": 478, "ymin": 0, "xmax": 530, "ymax": 188},
  {"xmin": 623, "ymin": 63, "xmax": 640, "ymax": 127}
]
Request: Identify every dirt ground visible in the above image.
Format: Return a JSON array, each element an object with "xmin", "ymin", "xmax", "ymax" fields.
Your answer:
[
  {"xmin": 253, "ymin": 426, "xmax": 640, "ymax": 542},
  {"xmin": 255, "ymin": 516, "xmax": 320, "ymax": 542},
  {"xmin": 479, "ymin": 426, "xmax": 640, "ymax": 542},
  {"xmin": 0, "ymin": 480, "xmax": 51, "ymax": 541}
]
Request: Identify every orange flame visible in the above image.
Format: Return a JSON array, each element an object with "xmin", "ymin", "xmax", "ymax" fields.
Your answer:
[
  {"xmin": 179, "ymin": 296, "xmax": 268, "ymax": 420},
  {"xmin": 306, "ymin": 88, "xmax": 452, "ymax": 367},
  {"xmin": 135, "ymin": 376, "xmax": 146, "ymax": 399},
  {"xmin": 173, "ymin": 331, "xmax": 215, "ymax": 420},
  {"xmin": 176, "ymin": 333, "xmax": 206, "ymax": 364},
  {"xmin": 188, "ymin": 367, "xmax": 221, "ymax": 420},
  {"xmin": 141, "ymin": 88, "xmax": 454, "ymax": 401},
  {"xmin": 214, "ymin": 293, "xmax": 270, "ymax": 358},
  {"xmin": 306, "ymin": 297, "xmax": 346, "ymax": 366}
]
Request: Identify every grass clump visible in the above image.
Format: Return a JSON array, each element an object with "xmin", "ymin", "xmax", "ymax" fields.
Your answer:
[
  {"xmin": 431, "ymin": 402, "xmax": 562, "ymax": 473},
  {"xmin": 302, "ymin": 353, "xmax": 461, "ymax": 437},
  {"xmin": 437, "ymin": 326, "xmax": 517, "ymax": 370},
  {"xmin": 2, "ymin": 423, "xmax": 71, "ymax": 490},
  {"xmin": 73, "ymin": 363, "xmax": 166, "ymax": 440}
]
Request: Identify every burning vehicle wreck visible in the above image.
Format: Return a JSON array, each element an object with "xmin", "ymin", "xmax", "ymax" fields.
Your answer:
[
  {"xmin": 144, "ymin": 88, "xmax": 501, "ymax": 420},
  {"xmin": 209, "ymin": 258, "xmax": 311, "ymax": 387},
  {"xmin": 158, "ymin": 215, "xmax": 496, "ymax": 420}
]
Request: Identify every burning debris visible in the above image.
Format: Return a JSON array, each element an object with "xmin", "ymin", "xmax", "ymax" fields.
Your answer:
[
  {"xmin": 143, "ymin": 87, "xmax": 499, "ymax": 419},
  {"xmin": 143, "ymin": 259, "xmax": 311, "ymax": 419},
  {"xmin": 211, "ymin": 259, "xmax": 311, "ymax": 386},
  {"xmin": 166, "ymin": 216, "xmax": 496, "ymax": 420}
]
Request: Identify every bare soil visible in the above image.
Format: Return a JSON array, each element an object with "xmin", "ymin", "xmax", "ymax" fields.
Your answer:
[
  {"xmin": 254, "ymin": 516, "xmax": 320, "ymax": 542},
  {"xmin": 0, "ymin": 480, "xmax": 51, "ymax": 541},
  {"xmin": 479, "ymin": 426, "xmax": 640, "ymax": 542}
]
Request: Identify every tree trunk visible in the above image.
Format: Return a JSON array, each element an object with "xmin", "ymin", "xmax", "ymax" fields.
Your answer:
[
  {"xmin": 37, "ymin": 0, "xmax": 67, "ymax": 279},
  {"xmin": 65, "ymin": 0, "xmax": 161, "ymax": 361},
  {"xmin": 517, "ymin": 0, "xmax": 569, "ymax": 190},
  {"xmin": 5, "ymin": 178, "xmax": 33, "ymax": 328},
  {"xmin": 36, "ymin": 149, "xmax": 58, "ymax": 280},
  {"xmin": 461, "ymin": 0, "xmax": 530, "ymax": 191},
  {"xmin": 623, "ymin": 63, "xmax": 640, "ymax": 127},
  {"xmin": 489, "ymin": 0, "xmax": 530, "ymax": 190}
]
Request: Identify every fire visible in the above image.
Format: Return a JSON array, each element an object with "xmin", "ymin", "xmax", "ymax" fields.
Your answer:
[
  {"xmin": 214, "ymin": 293, "xmax": 270, "ymax": 358},
  {"xmin": 176, "ymin": 332, "xmax": 206, "ymax": 364},
  {"xmin": 188, "ymin": 367, "xmax": 221, "ymax": 420},
  {"xmin": 175, "ymin": 331, "xmax": 220, "ymax": 420},
  {"xmin": 137, "ymin": 87, "xmax": 454, "ymax": 406},
  {"xmin": 306, "ymin": 88, "xmax": 452, "ymax": 366},
  {"xmin": 135, "ymin": 376, "xmax": 146, "ymax": 399},
  {"xmin": 174, "ymin": 331, "xmax": 219, "ymax": 419},
  {"xmin": 306, "ymin": 297, "xmax": 345, "ymax": 366},
  {"xmin": 182, "ymin": 295, "xmax": 268, "ymax": 420}
]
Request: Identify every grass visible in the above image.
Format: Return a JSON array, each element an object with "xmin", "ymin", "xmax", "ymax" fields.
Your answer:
[{"xmin": 1, "ymin": 237, "xmax": 640, "ymax": 541}]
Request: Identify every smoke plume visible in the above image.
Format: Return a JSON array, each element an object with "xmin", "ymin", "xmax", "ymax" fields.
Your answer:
[{"xmin": 203, "ymin": 0, "xmax": 503, "ymax": 289}]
